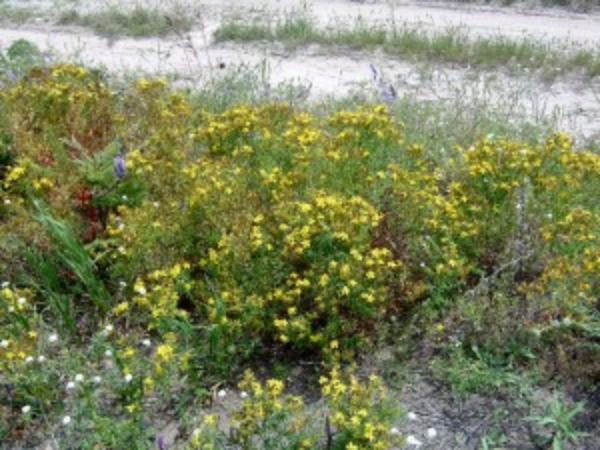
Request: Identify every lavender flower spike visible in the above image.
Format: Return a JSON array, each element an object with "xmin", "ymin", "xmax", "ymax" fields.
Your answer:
[
  {"xmin": 114, "ymin": 153, "xmax": 126, "ymax": 179},
  {"xmin": 156, "ymin": 434, "xmax": 166, "ymax": 450},
  {"xmin": 369, "ymin": 64, "xmax": 378, "ymax": 80}
]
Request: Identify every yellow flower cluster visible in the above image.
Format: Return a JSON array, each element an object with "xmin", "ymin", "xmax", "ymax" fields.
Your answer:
[
  {"xmin": 319, "ymin": 366, "xmax": 402, "ymax": 449},
  {"xmin": 189, "ymin": 367, "xmax": 401, "ymax": 449},
  {"xmin": 231, "ymin": 370, "xmax": 310, "ymax": 447},
  {"xmin": 129, "ymin": 263, "xmax": 191, "ymax": 326},
  {"xmin": 0, "ymin": 286, "xmax": 37, "ymax": 365}
]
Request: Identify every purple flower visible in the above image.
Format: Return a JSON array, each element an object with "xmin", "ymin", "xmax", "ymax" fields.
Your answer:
[
  {"xmin": 6, "ymin": 69, "xmax": 17, "ymax": 82},
  {"xmin": 369, "ymin": 64, "xmax": 397, "ymax": 104},
  {"xmin": 382, "ymin": 83, "xmax": 397, "ymax": 103},
  {"xmin": 369, "ymin": 64, "xmax": 378, "ymax": 80},
  {"xmin": 114, "ymin": 154, "xmax": 126, "ymax": 179},
  {"xmin": 156, "ymin": 434, "xmax": 166, "ymax": 450}
]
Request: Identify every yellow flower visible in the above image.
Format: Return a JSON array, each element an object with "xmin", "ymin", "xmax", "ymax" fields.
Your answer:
[
  {"xmin": 156, "ymin": 343, "xmax": 174, "ymax": 362},
  {"xmin": 113, "ymin": 301, "xmax": 129, "ymax": 315},
  {"xmin": 126, "ymin": 403, "xmax": 140, "ymax": 413},
  {"xmin": 204, "ymin": 414, "xmax": 217, "ymax": 426}
]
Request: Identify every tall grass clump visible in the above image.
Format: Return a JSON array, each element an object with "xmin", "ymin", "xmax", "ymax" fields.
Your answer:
[
  {"xmin": 214, "ymin": 16, "xmax": 600, "ymax": 77},
  {"xmin": 58, "ymin": 5, "xmax": 193, "ymax": 37},
  {"xmin": 0, "ymin": 4, "xmax": 39, "ymax": 25}
]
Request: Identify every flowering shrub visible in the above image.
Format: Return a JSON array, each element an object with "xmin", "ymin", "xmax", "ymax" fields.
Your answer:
[
  {"xmin": 384, "ymin": 133, "xmax": 600, "ymax": 316},
  {"xmin": 231, "ymin": 370, "xmax": 312, "ymax": 449},
  {"xmin": 1, "ymin": 63, "xmax": 599, "ymax": 447},
  {"xmin": 187, "ymin": 367, "xmax": 402, "ymax": 450},
  {"xmin": 319, "ymin": 366, "xmax": 403, "ymax": 449}
]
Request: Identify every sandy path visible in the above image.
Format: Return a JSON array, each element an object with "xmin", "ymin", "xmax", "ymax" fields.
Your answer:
[{"xmin": 1, "ymin": 1, "xmax": 599, "ymax": 139}]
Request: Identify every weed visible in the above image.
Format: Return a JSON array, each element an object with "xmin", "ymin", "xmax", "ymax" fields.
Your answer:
[
  {"xmin": 0, "ymin": 5, "xmax": 39, "ymax": 25},
  {"xmin": 526, "ymin": 396, "xmax": 589, "ymax": 449},
  {"xmin": 214, "ymin": 15, "xmax": 600, "ymax": 77},
  {"xmin": 0, "ymin": 39, "xmax": 46, "ymax": 84},
  {"xmin": 58, "ymin": 5, "xmax": 193, "ymax": 38}
]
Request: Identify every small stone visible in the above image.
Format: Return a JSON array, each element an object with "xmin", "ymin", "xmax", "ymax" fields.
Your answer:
[{"xmin": 406, "ymin": 435, "xmax": 423, "ymax": 447}]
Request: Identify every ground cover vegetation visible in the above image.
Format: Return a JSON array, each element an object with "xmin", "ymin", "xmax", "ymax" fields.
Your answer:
[
  {"xmin": 214, "ymin": 12, "xmax": 600, "ymax": 79},
  {"xmin": 57, "ymin": 5, "xmax": 194, "ymax": 38},
  {"xmin": 0, "ymin": 39, "xmax": 599, "ymax": 449}
]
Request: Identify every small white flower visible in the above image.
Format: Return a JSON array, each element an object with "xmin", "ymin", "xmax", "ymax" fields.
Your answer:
[
  {"xmin": 4, "ymin": 199, "xmax": 11, "ymax": 205},
  {"xmin": 17, "ymin": 297, "xmax": 26, "ymax": 305},
  {"xmin": 62, "ymin": 416, "xmax": 71, "ymax": 425},
  {"xmin": 1, "ymin": 339, "xmax": 9, "ymax": 348},
  {"xmin": 66, "ymin": 381, "xmax": 76, "ymax": 390},
  {"xmin": 8, "ymin": 306, "xmax": 14, "ymax": 312},
  {"xmin": 407, "ymin": 411, "xmax": 418, "ymax": 421},
  {"xmin": 25, "ymin": 356, "xmax": 34, "ymax": 364},
  {"xmin": 426, "ymin": 427, "xmax": 438, "ymax": 439},
  {"xmin": 104, "ymin": 349, "xmax": 113, "ymax": 357},
  {"xmin": 105, "ymin": 324, "xmax": 114, "ymax": 333},
  {"xmin": 217, "ymin": 389, "xmax": 227, "ymax": 398},
  {"xmin": 153, "ymin": 202, "xmax": 159, "ymax": 208},
  {"xmin": 119, "ymin": 281, "xmax": 127, "ymax": 288},
  {"xmin": 75, "ymin": 374, "xmax": 84, "ymax": 382},
  {"xmin": 22, "ymin": 405, "xmax": 32, "ymax": 414},
  {"xmin": 390, "ymin": 427, "xmax": 400, "ymax": 435},
  {"xmin": 141, "ymin": 339, "xmax": 151, "ymax": 347},
  {"xmin": 562, "ymin": 317, "xmax": 572, "ymax": 326},
  {"xmin": 48, "ymin": 333, "xmax": 58, "ymax": 343},
  {"xmin": 1, "ymin": 281, "xmax": 9, "ymax": 288},
  {"xmin": 406, "ymin": 435, "xmax": 423, "ymax": 447},
  {"xmin": 136, "ymin": 286, "xmax": 147, "ymax": 295},
  {"xmin": 118, "ymin": 223, "xmax": 125, "ymax": 230},
  {"xmin": 240, "ymin": 391, "xmax": 248, "ymax": 399},
  {"xmin": 93, "ymin": 376, "xmax": 102, "ymax": 384},
  {"xmin": 121, "ymin": 195, "xmax": 128, "ymax": 201},
  {"xmin": 124, "ymin": 373, "xmax": 133, "ymax": 383},
  {"xmin": 547, "ymin": 213, "xmax": 553, "ymax": 219},
  {"xmin": 118, "ymin": 246, "xmax": 126, "ymax": 254},
  {"xmin": 38, "ymin": 355, "xmax": 46, "ymax": 363}
]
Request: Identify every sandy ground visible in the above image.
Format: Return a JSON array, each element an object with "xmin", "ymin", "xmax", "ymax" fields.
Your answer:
[{"xmin": 1, "ymin": 0, "xmax": 599, "ymax": 140}]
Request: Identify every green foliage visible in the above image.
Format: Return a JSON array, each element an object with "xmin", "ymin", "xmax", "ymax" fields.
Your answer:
[
  {"xmin": 0, "ymin": 5, "xmax": 37, "ymax": 25},
  {"xmin": 214, "ymin": 16, "xmax": 600, "ymax": 77},
  {"xmin": 526, "ymin": 396, "xmax": 588, "ymax": 449},
  {"xmin": 0, "ymin": 39, "xmax": 45, "ymax": 85},
  {"xmin": 188, "ymin": 367, "xmax": 402, "ymax": 450},
  {"xmin": 27, "ymin": 200, "xmax": 110, "ymax": 322},
  {"xmin": 58, "ymin": 6, "xmax": 194, "ymax": 38}
]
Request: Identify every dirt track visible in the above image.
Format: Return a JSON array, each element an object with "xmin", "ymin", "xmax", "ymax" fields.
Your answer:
[{"xmin": 1, "ymin": 0, "xmax": 599, "ymax": 140}]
